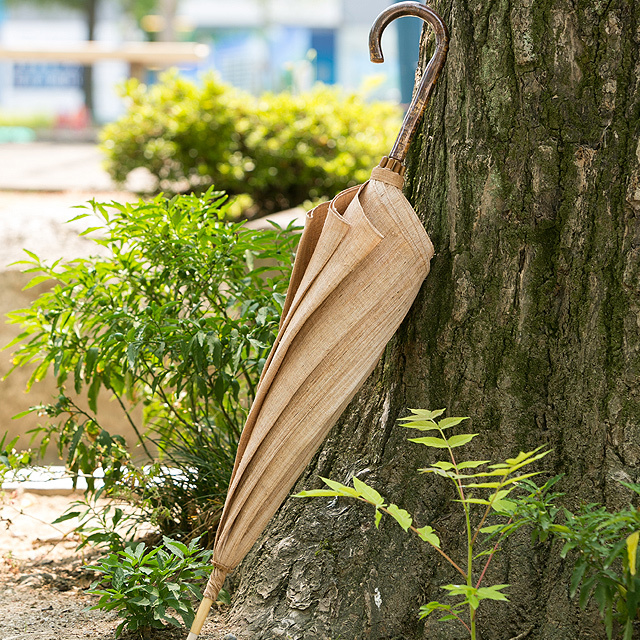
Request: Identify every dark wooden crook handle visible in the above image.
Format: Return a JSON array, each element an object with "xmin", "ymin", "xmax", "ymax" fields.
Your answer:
[{"xmin": 369, "ymin": 2, "xmax": 449, "ymax": 172}]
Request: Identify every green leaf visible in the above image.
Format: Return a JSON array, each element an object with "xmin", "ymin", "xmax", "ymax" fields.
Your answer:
[
  {"xmin": 87, "ymin": 375, "xmax": 101, "ymax": 413},
  {"xmin": 578, "ymin": 574, "xmax": 598, "ymax": 609},
  {"xmin": 401, "ymin": 408, "xmax": 446, "ymax": 421},
  {"xmin": 112, "ymin": 566, "xmax": 125, "ymax": 591},
  {"xmin": 399, "ymin": 420, "xmax": 439, "ymax": 431},
  {"xmin": 627, "ymin": 531, "xmax": 639, "ymax": 576},
  {"xmin": 374, "ymin": 510, "xmax": 382, "ymax": 529},
  {"xmin": 273, "ymin": 292, "xmax": 286, "ymax": 309},
  {"xmin": 320, "ymin": 477, "xmax": 360, "ymax": 498},
  {"xmin": 408, "ymin": 436, "xmax": 450, "ymax": 449},
  {"xmin": 22, "ymin": 275, "xmax": 52, "ymax": 290},
  {"xmin": 293, "ymin": 489, "xmax": 343, "ymax": 498},
  {"xmin": 492, "ymin": 499, "xmax": 516, "ymax": 513},
  {"xmin": 476, "ymin": 585, "xmax": 509, "ymax": 602},
  {"xmin": 163, "ymin": 538, "xmax": 188, "ymax": 558},
  {"xmin": 126, "ymin": 342, "xmax": 140, "ymax": 369},
  {"xmin": 446, "ymin": 433, "xmax": 478, "ymax": 448},
  {"xmin": 464, "ymin": 481, "xmax": 502, "ymax": 489},
  {"xmin": 387, "ymin": 504, "xmax": 412, "ymax": 531},
  {"xmin": 418, "ymin": 600, "xmax": 452, "ymax": 620},
  {"xmin": 437, "ymin": 416, "xmax": 470, "ymax": 429},
  {"xmin": 52, "ymin": 511, "xmax": 81, "ymax": 524},
  {"xmin": 353, "ymin": 477, "xmax": 385, "ymax": 507},
  {"xmin": 457, "ymin": 460, "xmax": 490, "ymax": 470},
  {"xmin": 430, "ymin": 461, "xmax": 455, "ymax": 471},
  {"xmin": 490, "ymin": 488, "xmax": 513, "ymax": 503},
  {"xmin": 570, "ymin": 561, "xmax": 588, "ymax": 598},
  {"xmin": 416, "ymin": 525, "xmax": 440, "ymax": 548},
  {"xmin": 441, "ymin": 584, "xmax": 475, "ymax": 597},
  {"xmin": 79, "ymin": 226, "xmax": 104, "ymax": 236},
  {"xmin": 479, "ymin": 524, "xmax": 504, "ymax": 534}
]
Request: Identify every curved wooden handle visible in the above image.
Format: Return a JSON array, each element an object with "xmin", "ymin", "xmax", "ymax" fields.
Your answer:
[{"xmin": 369, "ymin": 2, "xmax": 449, "ymax": 166}]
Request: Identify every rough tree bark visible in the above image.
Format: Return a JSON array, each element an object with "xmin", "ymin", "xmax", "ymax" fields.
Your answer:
[{"xmin": 225, "ymin": 1, "xmax": 640, "ymax": 638}]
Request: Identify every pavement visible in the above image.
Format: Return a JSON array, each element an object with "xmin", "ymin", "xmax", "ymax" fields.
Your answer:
[
  {"xmin": 0, "ymin": 142, "xmax": 305, "ymax": 267},
  {"xmin": 0, "ymin": 142, "xmax": 145, "ymax": 268},
  {"xmin": 0, "ymin": 142, "xmax": 152, "ymax": 192}
]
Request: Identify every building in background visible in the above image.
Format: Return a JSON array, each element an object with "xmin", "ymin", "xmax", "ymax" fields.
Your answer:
[{"xmin": 0, "ymin": 0, "xmax": 420, "ymax": 124}]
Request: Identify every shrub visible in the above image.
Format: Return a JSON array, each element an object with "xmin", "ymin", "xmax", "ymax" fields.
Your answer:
[
  {"xmin": 512, "ymin": 479, "xmax": 640, "ymax": 640},
  {"xmin": 6, "ymin": 188, "xmax": 298, "ymax": 543},
  {"xmin": 101, "ymin": 72, "xmax": 236, "ymax": 193},
  {"xmin": 87, "ymin": 536, "xmax": 215, "ymax": 638},
  {"xmin": 100, "ymin": 71, "xmax": 402, "ymax": 214}
]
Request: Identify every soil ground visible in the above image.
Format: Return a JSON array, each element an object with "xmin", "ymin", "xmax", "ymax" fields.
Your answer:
[{"xmin": 0, "ymin": 491, "xmax": 234, "ymax": 640}]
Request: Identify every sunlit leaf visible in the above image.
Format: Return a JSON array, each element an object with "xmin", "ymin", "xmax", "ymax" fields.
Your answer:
[
  {"xmin": 437, "ymin": 416, "xmax": 470, "ymax": 429},
  {"xmin": 353, "ymin": 477, "xmax": 385, "ymax": 507},
  {"xmin": 408, "ymin": 436, "xmax": 449, "ymax": 448},
  {"xmin": 627, "ymin": 531, "xmax": 639, "ymax": 576},
  {"xmin": 416, "ymin": 525, "xmax": 440, "ymax": 548},
  {"xmin": 387, "ymin": 504, "xmax": 412, "ymax": 531},
  {"xmin": 320, "ymin": 477, "xmax": 360, "ymax": 498},
  {"xmin": 446, "ymin": 433, "xmax": 478, "ymax": 448}
]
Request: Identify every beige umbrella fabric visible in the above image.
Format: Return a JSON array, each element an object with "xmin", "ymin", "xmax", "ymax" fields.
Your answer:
[{"xmin": 188, "ymin": 3, "xmax": 449, "ymax": 637}]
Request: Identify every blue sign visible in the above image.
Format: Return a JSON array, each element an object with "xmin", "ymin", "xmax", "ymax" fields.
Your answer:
[{"xmin": 13, "ymin": 63, "xmax": 83, "ymax": 89}]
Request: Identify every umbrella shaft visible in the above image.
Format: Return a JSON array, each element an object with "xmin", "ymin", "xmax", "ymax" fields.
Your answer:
[{"xmin": 188, "ymin": 596, "xmax": 214, "ymax": 639}]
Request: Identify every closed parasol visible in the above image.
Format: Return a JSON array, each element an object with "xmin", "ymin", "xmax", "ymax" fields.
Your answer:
[{"xmin": 188, "ymin": 3, "xmax": 449, "ymax": 637}]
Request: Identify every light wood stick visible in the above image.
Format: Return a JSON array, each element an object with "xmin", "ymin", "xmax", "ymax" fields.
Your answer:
[{"xmin": 187, "ymin": 597, "xmax": 214, "ymax": 640}]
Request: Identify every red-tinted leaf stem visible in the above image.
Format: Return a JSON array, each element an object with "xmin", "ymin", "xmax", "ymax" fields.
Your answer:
[{"xmin": 475, "ymin": 519, "xmax": 512, "ymax": 590}]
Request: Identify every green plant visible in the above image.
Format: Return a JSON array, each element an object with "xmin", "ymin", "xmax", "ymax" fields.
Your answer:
[
  {"xmin": 53, "ymin": 487, "xmax": 143, "ymax": 553},
  {"xmin": 100, "ymin": 71, "xmax": 402, "ymax": 215},
  {"xmin": 0, "ymin": 432, "xmax": 34, "ymax": 483},
  {"xmin": 227, "ymin": 84, "xmax": 402, "ymax": 213},
  {"xmin": 87, "ymin": 536, "xmax": 214, "ymax": 638},
  {"xmin": 101, "ymin": 71, "xmax": 237, "ymax": 194},
  {"xmin": 295, "ymin": 409, "xmax": 549, "ymax": 640},
  {"xmin": 511, "ymin": 480, "xmax": 640, "ymax": 640},
  {"xmin": 5, "ymin": 188, "xmax": 298, "ymax": 543}
]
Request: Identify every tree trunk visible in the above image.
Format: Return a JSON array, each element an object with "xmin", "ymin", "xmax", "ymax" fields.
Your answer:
[
  {"xmin": 82, "ymin": 0, "xmax": 97, "ymax": 122},
  {"xmin": 225, "ymin": 1, "xmax": 640, "ymax": 638}
]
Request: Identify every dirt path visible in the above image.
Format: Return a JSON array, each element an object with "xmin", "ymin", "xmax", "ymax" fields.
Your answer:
[{"xmin": 0, "ymin": 492, "xmax": 235, "ymax": 640}]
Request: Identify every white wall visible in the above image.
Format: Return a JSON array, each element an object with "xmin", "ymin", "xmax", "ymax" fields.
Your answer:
[{"xmin": 181, "ymin": 0, "xmax": 342, "ymax": 28}]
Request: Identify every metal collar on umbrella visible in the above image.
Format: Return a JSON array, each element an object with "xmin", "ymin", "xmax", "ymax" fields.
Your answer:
[{"xmin": 187, "ymin": 3, "xmax": 449, "ymax": 639}]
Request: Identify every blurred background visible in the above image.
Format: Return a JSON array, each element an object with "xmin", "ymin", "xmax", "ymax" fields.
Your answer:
[
  {"xmin": 0, "ymin": 0, "xmax": 424, "ymax": 476},
  {"xmin": 0, "ymin": 0, "xmax": 423, "ymax": 137}
]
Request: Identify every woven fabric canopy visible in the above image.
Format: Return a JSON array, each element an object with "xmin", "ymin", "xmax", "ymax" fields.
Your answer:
[{"xmin": 188, "ymin": 4, "xmax": 449, "ymax": 637}]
